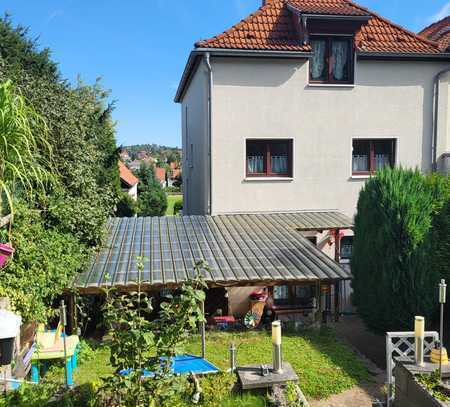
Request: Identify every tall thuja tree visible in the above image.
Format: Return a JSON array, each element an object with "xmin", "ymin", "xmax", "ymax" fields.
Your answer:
[
  {"xmin": 352, "ymin": 167, "xmax": 446, "ymax": 332},
  {"xmin": 429, "ymin": 176, "xmax": 450, "ymax": 309},
  {"xmin": 137, "ymin": 164, "xmax": 167, "ymax": 216},
  {"xmin": 0, "ymin": 80, "xmax": 54, "ymax": 219}
]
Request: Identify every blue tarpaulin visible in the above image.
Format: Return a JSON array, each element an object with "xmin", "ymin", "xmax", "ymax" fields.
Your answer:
[{"xmin": 120, "ymin": 354, "xmax": 220, "ymax": 377}]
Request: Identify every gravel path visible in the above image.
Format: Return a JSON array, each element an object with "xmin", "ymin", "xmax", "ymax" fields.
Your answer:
[
  {"xmin": 309, "ymin": 372, "xmax": 385, "ymax": 407},
  {"xmin": 310, "ymin": 315, "xmax": 387, "ymax": 407}
]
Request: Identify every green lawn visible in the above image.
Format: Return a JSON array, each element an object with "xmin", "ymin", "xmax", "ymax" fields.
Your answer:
[
  {"xmin": 184, "ymin": 329, "xmax": 370, "ymax": 400},
  {"xmin": 46, "ymin": 328, "xmax": 369, "ymax": 404},
  {"xmin": 166, "ymin": 194, "xmax": 183, "ymax": 215}
]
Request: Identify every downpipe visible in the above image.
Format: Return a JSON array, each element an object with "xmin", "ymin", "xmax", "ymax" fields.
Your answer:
[
  {"xmin": 432, "ymin": 67, "xmax": 450, "ymax": 171},
  {"xmin": 205, "ymin": 53, "xmax": 213, "ymax": 215}
]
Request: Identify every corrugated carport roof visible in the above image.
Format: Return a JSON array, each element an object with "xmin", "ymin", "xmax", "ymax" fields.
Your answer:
[{"xmin": 75, "ymin": 212, "xmax": 353, "ymax": 293}]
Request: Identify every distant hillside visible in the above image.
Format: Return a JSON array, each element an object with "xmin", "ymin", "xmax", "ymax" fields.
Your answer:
[{"xmin": 122, "ymin": 144, "xmax": 181, "ymax": 164}]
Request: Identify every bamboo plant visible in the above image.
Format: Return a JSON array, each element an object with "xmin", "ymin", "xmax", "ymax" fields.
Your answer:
[{"xmin": 0, "ymin": 80, "xmax": 54, "ymax": 224}]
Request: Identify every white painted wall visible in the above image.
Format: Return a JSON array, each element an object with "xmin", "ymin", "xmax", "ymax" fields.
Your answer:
[
  {"xmin": 437, "ymin": 71, "xmax": 450, "ymax": 173},
  {"xmin": 205, "ymin": 57, "xmax": 449, "ymax": 217},
  {"xmin": 129, "ymin": 183, "xmax": 138, "ymax": 201},
  {"xmin": 181, "ymin": 61, "xmax": 209, "ymax": 215}
]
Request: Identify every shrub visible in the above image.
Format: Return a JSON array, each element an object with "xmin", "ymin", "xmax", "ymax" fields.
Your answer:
[
  {"xmin": 136, "ymin": 164, "xmax": 167, "ymax": 216},
  {"xmin": 0, "ymin": 203, "xmax": 87, "ymax": 321},
  {"xmin": 115, "ymin": 193, "xmax": 137, "ymax": 217},
  {"xmin": 165, "ymin": 186, "xmax": 181, "ymax": 194},
  {"xmin": 352, "ymin": 167, "xmax": 448, "ymax": 332},
  {"xmin": 173, "ymin": 200, "xmax": 183, "ymax": 215}
]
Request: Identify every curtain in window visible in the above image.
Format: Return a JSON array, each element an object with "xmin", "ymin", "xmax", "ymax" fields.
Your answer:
[
  {"xmin": 311, "ymin": 40, "xmax": 326, "ymax": 80},
  {"xmin": 332, "ymin": 40, "xmax": 349, "ymax": 81},
  {"xmin": 375, "ymin": 154, "xmax": 390, "ymax": 170},
  {"xmin": 352, "ymin": 155, "xmax": 368, "ymax": 172},
  {"xmin": 248, "ymin": 155, "xmax": 264, "ymax": 173},
  {"xmin": 271, "ymin": 156, "xmax": 288, "ymax": 174}
]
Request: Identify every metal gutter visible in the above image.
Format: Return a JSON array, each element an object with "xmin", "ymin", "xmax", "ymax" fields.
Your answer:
[
  {"xmin": 357, "ymin": 51, "xmax": 450, "ymax": 60},
  {"xmin": 194, "ymin": 48, "xmax": 313, "ymax": 57},
  {"xmin": 432, "ymin": 67, "xmax": 450, "ymax": 171}
]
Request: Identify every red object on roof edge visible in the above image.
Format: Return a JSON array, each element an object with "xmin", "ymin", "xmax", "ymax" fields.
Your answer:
[
  {"xmin": 419, "ymin": 16, "xmax": 450, "ymax": 52},
  {"xmin": 195, "ymin": 0, "xmax": 440, "ymax": 54},
  {"xmin": 119, "ymin": 161, "xmax": 139, "ymax": 187}
]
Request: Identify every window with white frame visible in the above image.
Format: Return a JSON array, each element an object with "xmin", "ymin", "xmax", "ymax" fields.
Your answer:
[{"xmin": 352, "ymin": 139, "xmax": 395, "ymax": 175}]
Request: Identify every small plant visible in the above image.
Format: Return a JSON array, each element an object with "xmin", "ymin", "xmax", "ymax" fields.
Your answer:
[{"xmin": 416, "ymin": 370, "xmax": 450, "ymax": 402}]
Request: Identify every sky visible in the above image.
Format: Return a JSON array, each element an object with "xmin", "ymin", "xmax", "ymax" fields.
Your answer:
[{"xmin": 2, "ymin": 0, "xmax": 449, "ymax": 148}]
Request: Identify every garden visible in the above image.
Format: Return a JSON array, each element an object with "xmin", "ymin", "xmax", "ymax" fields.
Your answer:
[
  {"xmin": 0, "ymin": 260, "xmax": 370, "ymax": 406},
  {"xmin": 1, "ymin": 7, "xmax": 450, "ymax": 407}
]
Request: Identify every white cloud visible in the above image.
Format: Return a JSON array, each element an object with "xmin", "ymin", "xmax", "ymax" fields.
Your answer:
[{"xmin": 429, "ymin": 2, "xmax": 450, "ymax": 23}]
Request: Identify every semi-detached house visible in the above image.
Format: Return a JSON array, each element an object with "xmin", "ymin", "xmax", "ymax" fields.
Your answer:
[
  {"xmin": 176, "ymin": 0, "xmax": 450, "ymax": 219},
  {"xmin": 174, "ymin": 0, "xmax": 450, "ymax": 315}
]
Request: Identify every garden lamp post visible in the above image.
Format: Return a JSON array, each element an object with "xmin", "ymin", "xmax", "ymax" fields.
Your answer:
[
  {"xmin": 272, "ymin": 321, "xmax": 283, "ymax": 374},
  {"xmin": 414, "ymin": 316, "xmax": 425, "ymax": 366},
  {"xmin": 439, "ymin": 279, "xmax": 447, "ymax": 381}
]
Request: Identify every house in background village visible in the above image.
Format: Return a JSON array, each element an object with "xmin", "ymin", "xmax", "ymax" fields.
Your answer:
[
  {"xmin": 175, "ymin": 0, "xmax": 450, "ymax": 315},
  {"xmin": 118, "ymin": 160, "xmax": 139, "ymax": 200},
  {"xmin": 154, "ymin": 167, "xmax": 167, "ymax": 187}
]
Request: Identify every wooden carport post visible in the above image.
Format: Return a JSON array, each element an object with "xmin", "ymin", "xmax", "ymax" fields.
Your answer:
[{"xmin": 334, "ymin": 229, "xmax": 341, "ymax": 322}]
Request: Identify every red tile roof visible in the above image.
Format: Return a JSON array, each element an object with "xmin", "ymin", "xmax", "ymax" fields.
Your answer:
[
  {"xmin": 195, "ymin": 0, "xmax": 440, "ymax": 55},
  {"xmin": 419, "ymin": 16, "xmax": 450, "ymax": 52},
  {"xmin": 119, "ymin": 161, "xmax": 139, "ymax": 187},
  {"xmin": 196, "ymin": 0, "xmax": 310, "ymax": 52}
]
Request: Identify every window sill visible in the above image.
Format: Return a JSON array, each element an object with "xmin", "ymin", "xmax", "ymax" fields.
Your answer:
[
  {"xmin": 244, "ymin": 177, "xmax": 294, "ymax": 182},
  {"xmin": 350, "ymin": 174, "xmax": 371, "ymax": 180},
  {"xmin": 307, "ymin": 83, "xmax": 355, "ymax": 89}
]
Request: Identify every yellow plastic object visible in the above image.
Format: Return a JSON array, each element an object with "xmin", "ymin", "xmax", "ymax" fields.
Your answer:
[
  {"xmin": 32, "ymin": 335, "xmax": 79, "ymax": 361},
  {"xmin": 430, "ymin": 347, "xmax": 449, "ymax": 365}
]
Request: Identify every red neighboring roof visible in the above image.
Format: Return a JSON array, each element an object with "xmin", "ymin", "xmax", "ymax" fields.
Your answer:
[
  {"xmin": 119, "ymin": 161, "xmax": 139, "ymax": 187},
  {"xmin": 155, "ymin": 167, "xmax": 166, "ymax": 183},
  {"xmin": 195, "ymin": 0, "xmax": 440, "ymax": 55},
  {"xmin": 419, "ymin": 16, "xmax": 450, "ymax": 52}
]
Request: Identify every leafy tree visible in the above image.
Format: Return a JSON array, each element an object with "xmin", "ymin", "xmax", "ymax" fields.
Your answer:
[
  {"xmin": 137, "ymin": 164, "xmax": 167, "ymax": 216},
  {"xmin": 352, "ymin": 167, "xmax": 447, "ymax": 332}
]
